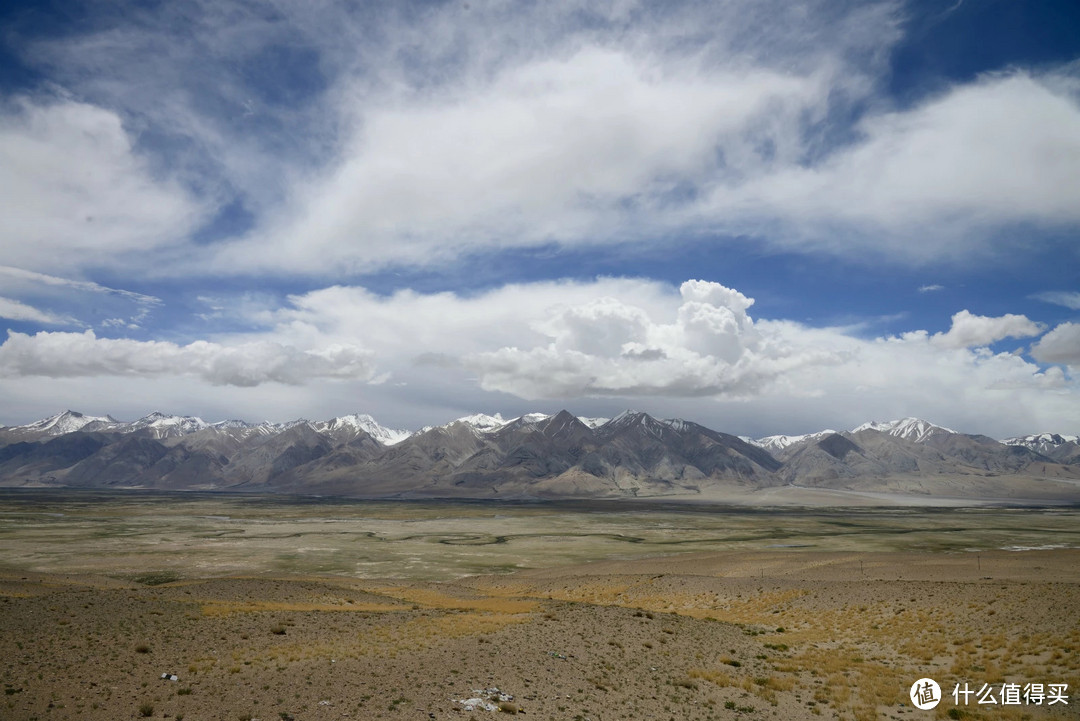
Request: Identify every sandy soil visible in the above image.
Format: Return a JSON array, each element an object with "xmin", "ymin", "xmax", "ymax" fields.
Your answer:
[{"xmin": 2, "ymin": 550, "xmax": 1078, "ymax": 721}]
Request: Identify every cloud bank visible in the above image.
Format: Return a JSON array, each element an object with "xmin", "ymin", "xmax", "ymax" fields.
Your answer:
[
  {"xmin": 0, "ymin": 330, "xmax": 374, "ymax": 386},
  {"xmin": 4, "ymin": 278, "xmax": 1072, "ymax": 437}
]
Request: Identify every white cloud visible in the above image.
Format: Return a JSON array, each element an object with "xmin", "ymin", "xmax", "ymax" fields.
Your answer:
[
  {"xmin": 931, "ymin": 310, "xmax": 1045, "ymax": 349},
  {"xmin": 1031, "ymin": 323, "xmax": 1080, "ymax": 368},
  {"xmin": 918, "ymin": 284, "xmax": 944, "ymax": 293},
  {"xmin": 0, "ymin": 99, "xmax": 207, "ymax": 273},
  {"xmin": 467, "ymin": 280, "xmax": 840, "ymax": 398},
  {"xmin": 213, "ymin": 48, "xmax": 830, "ymax": 273},
  {"xmin": 0, "ymin": 265, "xmax": 162, "ymax": 329},
  {"xmin": 0, "ymin": 265, "xmax": 162, "ymax": 306},
  {"xmin": 1031, "ymin": 291, "xmax": 1080, "ymax": 310},
  {"xmin": 8, "ymin": 1, "xmax": 1077, "ymax": 276},
  {"xmin": 211, "ymin": 59, "xmax": 1080, "ymax": 275},
  {"xmin": 259, "ymin": 279, "xmax": 1077, "ymax": 436},
  {"xmin": 0, "ymin": 297, "xmax": 71, "ymax": 325},
  {"xmin": 742, "ymin": 324, "xmax": 1076, "ymax": 439},
  {"xmin": 0, "ymin": 330, "xmax": 375, "ymax": 386},
  {"xmin": 0, "ymin": 277, "xmax": 1076, "ymax": 437},
  {"xmin": 721, "ymin": 73, "xmax": 1080, "ymax": 260}
]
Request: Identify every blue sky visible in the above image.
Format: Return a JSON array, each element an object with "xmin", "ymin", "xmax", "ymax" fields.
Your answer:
[{"xmin": 0, "ymin": 0, "xmax": 1078, "ymax": 438}]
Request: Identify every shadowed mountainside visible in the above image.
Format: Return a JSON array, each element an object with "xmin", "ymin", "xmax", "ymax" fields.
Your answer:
[{"xmin": 1, "ymin": 410, "xmax": 1078, "ymax": 501}]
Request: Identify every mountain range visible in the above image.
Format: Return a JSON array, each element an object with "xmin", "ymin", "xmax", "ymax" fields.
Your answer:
[{"xmin": 1, "ymin": 410, "xmax": 1078, "ymax": 503}]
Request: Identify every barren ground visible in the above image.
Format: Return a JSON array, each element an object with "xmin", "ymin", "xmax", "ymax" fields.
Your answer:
[{"xmin": 1, "ymin": 493, "xmax": 1077, "ymax": 721}]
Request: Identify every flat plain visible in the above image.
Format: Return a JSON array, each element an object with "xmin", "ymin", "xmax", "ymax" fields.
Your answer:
[{"xmin": 1, "ymin": 490, "xmax": 1077, "ymax": 720}]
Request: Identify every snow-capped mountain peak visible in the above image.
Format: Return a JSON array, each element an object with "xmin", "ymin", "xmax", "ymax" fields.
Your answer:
[
  {"xmin": 1002, "ymin": 433, "xmax": 1079, "ymax": 451},
  {"xmin": 313, "ymin": 413, "xmax": 412, "ymax": 445},
  {"xmin": 451, "ymin": 413, "xmax": 508, "ymax": 432},
  {"xmin": 513, "ymin": 412, "xmax": 550, "ymax": 425},
  {"xmin": 5, "ymin": 410, "xmax": 118, "ymax": 436},
  {"xmin": 129, "ymin": 412, "xmax": 210, "ymax": 438},
  {"xmin": 853, "ymin": 417, "xmax": 955, "ymax": 443},
  {"xmin": 577, "ymin": 416, "xmax": 609, "ymax": 429},
  {"xmin": 605, "ymin": 410, "xmax": 672, "ymax": 439},
  {"xmin": 209, "ymin": 419, "xmax": 259, "ymax": 431},
  {"xmin": 607, "ymin": 409, "xmax": 645, "ymax": 426},
  {"xmin": 750, "ymin": 430, "xmax": 837, "ymax": 453}
]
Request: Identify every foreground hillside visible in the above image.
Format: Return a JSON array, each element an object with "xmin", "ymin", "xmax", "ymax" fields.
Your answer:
[
  {"xmin": 1, "ymin": 550, "xmax": 1076, "ymax": 721},
  {"xmin": 1, "ymin": 410, "xmax": 1079, "ymax": 503}
]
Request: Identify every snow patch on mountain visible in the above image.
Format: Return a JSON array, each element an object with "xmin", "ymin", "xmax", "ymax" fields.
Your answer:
[
  {"xmin": 450, "ymin": 413, "xmax": 508, "ymax": 432},
  {"xmin": 607, "ymin": 410, "xmax": 644, "ymax": 426},
  {"xmin": 129, "ymin": 412, "xmax": 210, "ymax": 438},
  {"xmin": 661, "ymin": 418, "xmax": 693, "ymax": 433},
  {"xmin": 605, "ymin": 410, "xmax": 674, "ymax": 439},
  {"xmin": 312, "ymin": 414, "xmax": 411, "ymax": 445},
  {"xmin": 577, "ymin": 417, "xmax": 609, "ymax": 429},
  {"xmin": 751, "ymin": 430, "xmax": 837, "ymax": 453},
  {"xmin": 852, "ymin": 418, "xmax": 955, "ymax": 443},
  {"xmin": 4, "ymin": 410, "xmax": 118, "ymax": 436},
  {"xmin": 208, "ymin": 419, "xmax": 285, "ymax": 439},
  {"xmin": 514, "ymin": 413, "xmax": 550, "ymax": 425},
  {"xmin": 1002, "ymin": 433, "xmax": 1079, "ymax": 451}
]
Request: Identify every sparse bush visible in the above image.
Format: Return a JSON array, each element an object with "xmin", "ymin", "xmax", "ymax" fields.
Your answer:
[
  {"xmin": 132, "ymin": 570, "xmax": 181, "ymax": 586},
  {"xmin": 138, "ymin": 702, "xmax": 154, "ymax": 717},
  {"xmin": 271, "ymin": 624, "xmax": 287, "ymax": 635},
  {"xmin": 498, "ymin": 701, "xmax": 519, "ymax": 713},
  {"xmin": 134, "ymin": 644, "xmax": 150, "ymax": 654}
]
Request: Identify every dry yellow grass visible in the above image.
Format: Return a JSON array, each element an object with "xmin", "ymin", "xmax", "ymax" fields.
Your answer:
[
  {"xmin": 199, "ymin": 599, "xmax": 405, "ymax": 616},
  {"xmin": 371, "ymin": 585, "xmax": 537, "ymax": 613},
  {"xmin": 2, "ymin": 549, "xmax": 1076, "ymax": 721}
]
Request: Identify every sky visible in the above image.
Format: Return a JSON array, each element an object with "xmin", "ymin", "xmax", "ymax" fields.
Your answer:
[{"xmin": 0, "ymin": 0, "xmax": 1078, "ymax": 439}]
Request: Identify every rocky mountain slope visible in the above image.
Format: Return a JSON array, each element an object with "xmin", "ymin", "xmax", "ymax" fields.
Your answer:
[{"xmin": 1, "ymin": 410, "xmax": 1077, "ymax": 501}]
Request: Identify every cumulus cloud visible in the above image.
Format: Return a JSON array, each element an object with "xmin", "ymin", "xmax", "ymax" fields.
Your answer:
[
  {"xmin": 0, "ymin": 99, "xmax": 206, "ymax": 273},
  {"xmin": 931, "ymin": 310, "xmax": 1045, "ymax": 349},
  {"xmin": 467, "ymin": 281, "xmax": 842, "ymax": 398},
  {"xmin": 0, "ymin": 330, "xmax": 375, "ymax": 386},
  {"xmin": 750, "ymin": 323, "xmax": 1076, "ymax": 439},
  {"xmin": 208, "ymin": 279, "xmax": 1075, "ymax": 435},
  {"xmin": 1031, "ymin": 323, "xmax": 1080, "ymax": 367},
  {"xmin": 0, "ymin": 277, "xmax": 1076, "ymax": 436}
]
